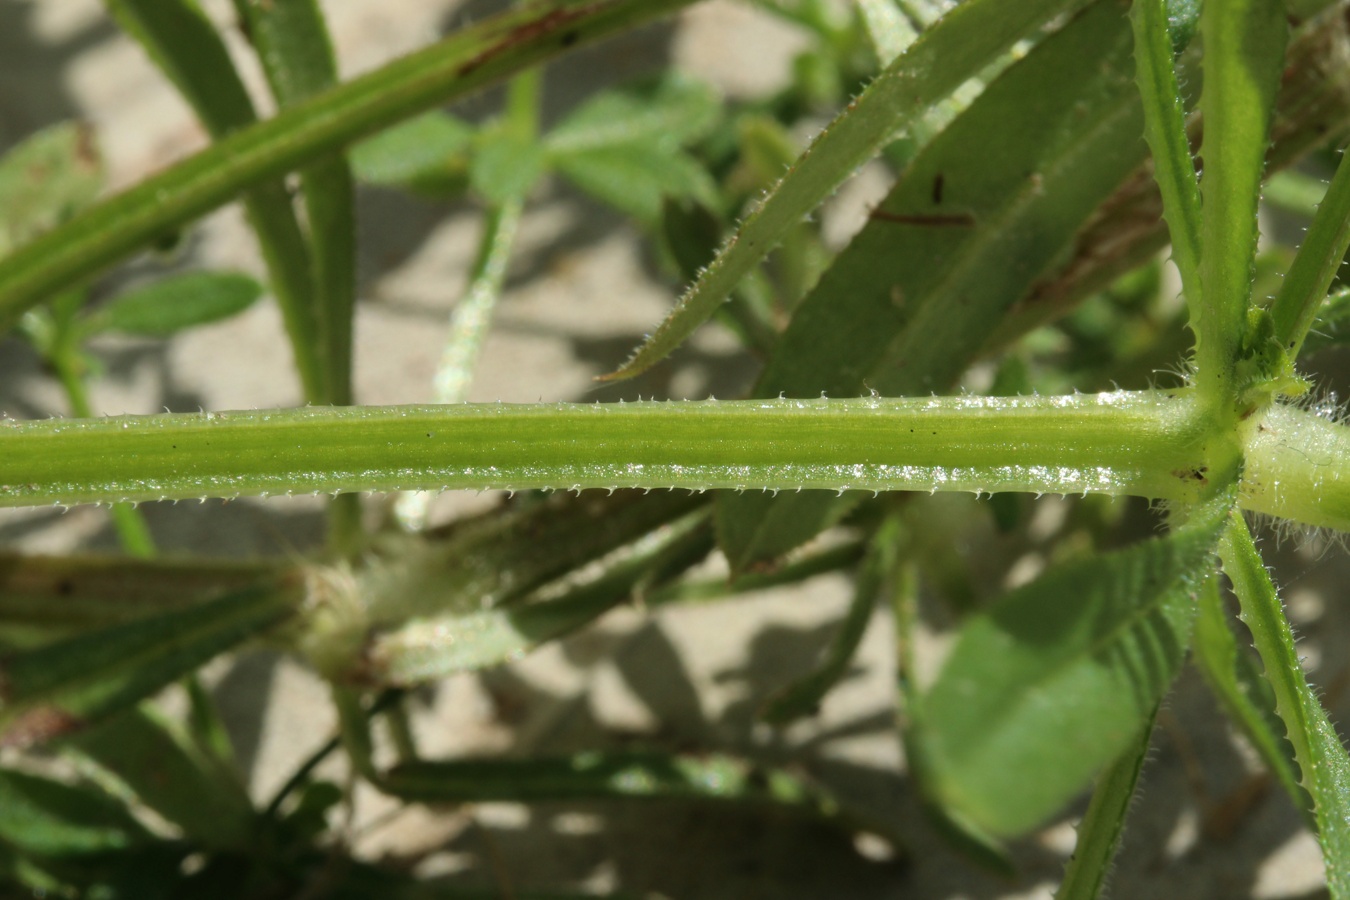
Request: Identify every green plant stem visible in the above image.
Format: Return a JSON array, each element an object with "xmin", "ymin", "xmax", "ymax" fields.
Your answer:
[
  {"xmin": 1239, "ymin": 401, "xmax": 1350, "ymax": 530},
  {"xmin": 1218, "ymin": 515, "xmax": 1350, "ymax": 898},
  {"xmin": 1054, "ymin": 709, "xmax": 1157, "ymax": 900},
  {"xmin": 1269, "ymin": 148, "xmax": 1350, "ymax": 359},
  {"xmin": 644, "ymin": 539, "xmax": 865, "ymax": 607},
  {"xmin": 395, "ymin": 199, "xmax": 524, "ymax": 532},
  {"xmin": 264, "ymin": 688, "xmax": 404, "ymax": 818},
  {"xmin": 50, "ymin": 349, "xmax": 154, "ymax": 558},
  {"xmin": 392, "ymin": 66, "xmax": 536, "ymax": 531},
  {"xmin": 1195, "ymin": 0, "xmax": 1286, "ymax": 404},
  {"xmin": 0, "ymin": 0, "xmax": 693, "ymax": 334},
  {"xmin": 107, "ymin": 0, "xmax": 326, "ymax": 402},
  {"xmin": 9, "ymin": 392, "xmax": 1350, "ymax": 532},
  {"xmin": 1192, "ymin": 570, "xmax": 1313, "ymax": 823},
  {"xmin": 1130, "ymin": 0, "xmax": 1202, "ymax": 309},
  {"xmin": 0, "ymin": 390, "xmax": 1215, "ymax": 508},
  {"xmin": 333, "ymin": 685, "xmax": 378, "ymax": 781}
]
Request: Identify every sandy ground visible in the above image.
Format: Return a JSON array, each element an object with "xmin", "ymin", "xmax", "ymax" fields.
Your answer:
[{"xmin": 2, "ymin": 1, "xmax": 1347, "ymax": 897}]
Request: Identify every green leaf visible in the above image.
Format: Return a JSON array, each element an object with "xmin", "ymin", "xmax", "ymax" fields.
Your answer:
[
  {"xmin": 64, "ymin": 706, "xmax": 256, "ymax": 851},
  {"xmin": 1269, "ymin": 145, "xmax": 1350, "ymax": 361},
  {"xmin": 1194, "ymin": 0, "xmax": 1287, "ymax": 393},
  {"xmin": 1130, "ymin": 0, "xmax": 1202, "ymax": 314},
  {"xmin": 658, "ymin": 199, "xmax": 778, "ymax": 355},
  {"xmin": 601, "ymin": 0, "xmax": 1093, "ymax": 382},
  {"xmin": 358, "ymin": 512, "xmax": 707, "ymax": 685},
  {"xmin": 0, "ymin": 586, "xmax": 295, "ymax": 747},
  {"xmin": 715, "ymin": 0, "xmax": 1163, "ymax": 570},
  {"xmin": 469, "ymin": 126, "xmax": 546, "ymax": 206},
  {"xmin": 0, "ymin": 553, "xmax": 284, "ymax": 642},
  {"xmin": 1296, "ymin": 285, "xmax": 1350, "ymax": 356},
  {"xmin": 1054, "ymin": 706, "xmax": 1159, "ymax": 900},
  {"xmin": 230, "ymin": 0, "xmax": 337, "ymax": 105},
  {"xmin": 232, "ymin": 0, "xmax": 357, "ymax": 406},
  {"xmin": 0, "ymin": 122, "xmax": 103, "ymax": 258},
  {"xmin": 1219, "ymin": 516, "xmax": 1350, "ymax": 898},
  {"xmin": 0, "ymin": 768, "xmax": 148, "ymax": 857},
  {"xmin": 104, "ymin": 0, "xmax": 256, "ymax": 132},
  {"xmin": 306, "ymin": 490, "xmax": 701, "ymax": 677},
  {"xmin": 556, "ymin": 144, "xmax": 717, "ymax": 223},
  {"xmin": 909, "ymin": 503, "xmax": 1223, "ymax": 837},
  {"xmin": 544, "ymin": 73, "xmax": 721, "ymax": 155},
  {"xmin": 0, "ymin": 0, "xmax": 696, "ymax": 335},
  {"xmin": 94, "ymin": 271, "xmax": 263, "ymax": 337},
  {"xmin": 106, "ymin": 0, "xmax": 325, "ymax": 401},
  {"xmin": 349, "ymin": 111, "xmax": 474, "ymax": 193},
  {"xmin": 1191, "ymin": 571, "xmax": 1313, "ymax": 826}
]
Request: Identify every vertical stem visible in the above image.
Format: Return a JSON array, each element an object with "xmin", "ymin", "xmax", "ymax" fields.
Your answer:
[
  {"xmin": 1194, "ymin": 0, "xmax": 1286, "ymax": 407},
  {"xmin": 1268, "ymin": 144, "xmax": 1350, "ymax": 359},
  {"xmin": 1054, "ymin": 709, "xmax": 1157, "ymax": 900},
  {"xmin": 395, "ymin": 69, "xmax": 537, "ymax": 532},
  {"xmin": 1219, "ymin": 515, "xmax": 1350, "ymax": 897}
]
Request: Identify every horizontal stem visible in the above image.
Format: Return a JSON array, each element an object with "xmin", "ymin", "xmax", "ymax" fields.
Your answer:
[
  {"xmin": 0, "ymin": 391, "xmax": 1212, "ymax": 507},
  {"xmin": 1240, "ymin": 402, "xmax": 1350, "ymax": 530}
]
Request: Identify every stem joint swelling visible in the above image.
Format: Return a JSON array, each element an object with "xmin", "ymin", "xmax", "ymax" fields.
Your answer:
[{"xmin": 0, "ymin": 387, "xmax": 1346, "ymax": 532}]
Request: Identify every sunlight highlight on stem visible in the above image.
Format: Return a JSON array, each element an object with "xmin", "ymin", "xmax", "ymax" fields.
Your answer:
[{"xmin": 0, "ymin": 390, "xmax": 1211, "ymax": 508}]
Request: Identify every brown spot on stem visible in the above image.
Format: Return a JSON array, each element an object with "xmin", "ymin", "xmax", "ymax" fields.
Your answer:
[{"xmin": 456, "ymin": 3, "xmax": 604, "ymax": 78}]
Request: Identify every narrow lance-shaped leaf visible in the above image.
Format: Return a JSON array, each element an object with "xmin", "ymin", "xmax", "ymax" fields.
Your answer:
[
  {"xmin": 304, "ymin": 490, "xmax": 702, "ymax": 678},
  {"xmin": 0, "ymin": 584, "xmax": 298, "ymax": 747},
  {"xmin": 90, "ymin": 271, "xmax": 263, "ymax": 338},
  {"xmin": 716, "ymin": 0, "xmax": 1170, "ymax": 570},
  {"xmin": 1219, "ymin": 516, "xmax": 1350, "ymax": 898},
  {"xmin": 63, "ymin": 706, "xmax": 256, "ymax": 851},
  {"xmin": 1055, "ymin": 705, "xmax": 1160, "ymax": 900},
  {"xmin": 0, "ymin": 553, "xmax": 284, "ymax": 639},
  {"xmin": 1191, "ymin": 567, "xmax": 1312, "ymax": 825},
  {"xmin": 1130, "ymin": 0, "xmax": 1202, "ymax": 310},
  {"xmin": 1194, "ymin": 0, "xmax": 1287, "ymax": 398},
  {"xmin": 0, "ymin": 0, "xmax": 697, "ymax": 334},
  {"xmin": 105, "ymin": 0, "xmax": 325, "ymax": 401},
  {"xmin": 356, "ymin": 512, "xmax": 709, "ymax": 686},
  {"xmin": 232, "ymin": 0, "xmax": 357, "ymax": 406},
  {"xmin": 601, "ymin": 0, "xmax": 1094, "ymax": 381},
  {"xmin": 1269, "ymin": 145, "xmax": 1350, "ymax": 360},
  {"xmin": 908, "ymin": 497, "xmax": 1226, "ymax": 837},
  {"xmin": 1296, "ymin": 285, "xmax": 1350, "ymax": 356},
  {"xmin": 379, "ymin": 750, "xmax": 897, "ymax": 844},
  {"xmin": 0, "ymin": 768, "xmax": 150, "ymax": 857}
]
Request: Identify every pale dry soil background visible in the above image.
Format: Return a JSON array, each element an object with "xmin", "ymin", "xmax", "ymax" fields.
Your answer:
[{"xmin": 1, "ymin": 1, "xmax": 1348, "ymax": 897}]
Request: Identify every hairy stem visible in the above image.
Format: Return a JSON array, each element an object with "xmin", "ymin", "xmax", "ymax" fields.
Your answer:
[{"xmin": 0, "ymin": 390, "xmax": 1213, "ymax": 507}]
